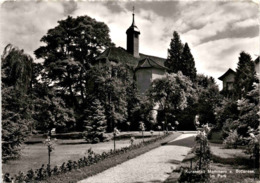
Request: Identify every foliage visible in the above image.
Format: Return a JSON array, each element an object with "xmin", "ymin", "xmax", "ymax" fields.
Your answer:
[
  {"xmin": 83, "ymin": 99, "xmax": 107, "ymax": 143},
  {"xmin": 194, "ymin": 130, "xmax": 211, "ymax": 170},
  {"xmin": 148, "ymin": 72, "xmax": 197, "ymax": 128},
  {"xmin": 223, "ymin": 130, "xmax": 240, "ymax": 148},
  {"xmin": 1, "ymin": 44, "xmax": 33, "ymax": 93},
  {"xmin": 181, "ymin": 43, "xmax": 197, "ymax": 81},
  {"xmin": 165, "ymin": 31, "xmax": 183, "ymax": 73},
  {"xmin": 84, "ymin": 99, "xmax": 107, "ymax": 143},
  {"xmin": 236, "ymin": 82, "xmax": 259, "ymax": 136},
  {"xmin": 33, "ymin": 86, "xmax": 76, "ymax": 133},
  {"xmin": 215, "ymin": 98, "xmax": 239, "ymax": 131},
  {"xmin": 87, "ymin": 64, "xmax": 129, "ymax": 132},
  {"xmin": 178, "ymin": 127, "xmax": 211, "ymax": 182},
  {"xmin": 1, "ymin": 44, "xmax": 34, "ymax": 161},
  {"xmin": 245, "ymin": 127, "xmax": 260, "ymax": 155},
  {"xmin": 34, "ymin": 15, "xmax": 114, "ymax": 107},
  {"xmin": 234, "ymin": 51, "xmax": 256, "ymax": 99},
  {"xmin": 165, "ymin": 31, "xmax": 197, "ymax": 81},
  {"xmin": 195, "ymin": 74, "xmax": 221, "ymax": 126},
  {"xmin": 125, "ymin": 81, "xmax": 142, "ymax": 130}
]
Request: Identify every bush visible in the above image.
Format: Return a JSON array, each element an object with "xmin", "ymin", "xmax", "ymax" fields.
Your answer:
[
  {"xmin": 178, "ymin": 128, "xmax": 211, "ymax": 182},
  {"xmin": 223, "ymin": 130, "xmax": 240, "ymax": 149},
  {"xmin": 208, "ymin": 129, "xmax": 223, "ymax": 144}
]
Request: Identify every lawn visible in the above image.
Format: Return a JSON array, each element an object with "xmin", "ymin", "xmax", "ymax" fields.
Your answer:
[
  {"xmin": 209, "ymin": 143, "xmax": 257, "ymax": 182},
  {"xmin": 2, "ymin": 131, "xmax": 162, "ymax": 176}
]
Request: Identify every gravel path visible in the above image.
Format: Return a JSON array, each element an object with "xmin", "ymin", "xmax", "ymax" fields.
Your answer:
[{"xmin": 78, "ymin": 133, "xmax": 196, "ymax": 183}]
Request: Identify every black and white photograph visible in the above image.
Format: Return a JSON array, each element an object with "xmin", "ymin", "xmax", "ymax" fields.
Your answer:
[{"xmin": 1, "ymin": 0, "xmax": 259, "ymax": 182}]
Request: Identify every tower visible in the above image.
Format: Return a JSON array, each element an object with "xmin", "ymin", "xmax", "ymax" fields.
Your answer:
[{"xmin": 126, "ymin": 7, "xmax": 140, "ymax": 58}]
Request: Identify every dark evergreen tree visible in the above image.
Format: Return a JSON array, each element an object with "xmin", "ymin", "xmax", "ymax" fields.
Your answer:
[
  {"xmin": 83, "ymin": 99, "xmax": 107, "ymax": 143},
  {"xmin": 165, "ymin": 31, "xmax": 184, "ymax": 73},
  {"xmin": 234, "ymin": 51, "xmax": 256, "ymax": 98},
  {"xmin": 181, "ymin": 43, "xmax": 197, "ymax": 81}
]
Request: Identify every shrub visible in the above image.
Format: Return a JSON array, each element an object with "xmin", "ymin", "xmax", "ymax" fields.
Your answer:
[
  {"xmin": 223, "ymin": 130, "xmax": 240, "ymax": 149},
  {"xmin": 178, "ymin": 128, "xmax": 211, "ymax": 182}
]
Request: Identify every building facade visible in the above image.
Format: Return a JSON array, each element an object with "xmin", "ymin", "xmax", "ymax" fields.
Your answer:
[{"xmin": 218, "ymin": 68, "xmax": 236, "ymax": 91}]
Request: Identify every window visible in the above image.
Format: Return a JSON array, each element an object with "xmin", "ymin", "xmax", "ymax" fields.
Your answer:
[{"xmin": 226, "ymin": 82, "xmax": 234, "ymax": 91}]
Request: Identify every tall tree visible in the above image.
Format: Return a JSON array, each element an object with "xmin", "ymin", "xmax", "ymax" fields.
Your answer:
[
  {"xmin": 148, "ymin": 72, "xmax": 197, "ymax": 128},
  {"xmin": 234, "ymin": 51, "xmax": 256, "ymax": 99},
  {"xmin": 89, "ymin": 64, "xmax": 128, "ymax": 132},
  {"xmin": 1, "ymin": 44, "xmax": 34, "ymax": 160},
  {"xmin": 165, "ymin": 31, "xmax": 184, "ymax": 73},
  {"xmin": 2, "ymin": 87, "xmax": 33, "ymax": 161},
  {"xmin": 34, "ymin": 15, "xmax": 114, "ymax": 107},
  {"xmin": 195, "ymin": 74, "xmax": 221, "ymax": 126},
  {"xmin": 181, "ymin": 43, "xmax": 197, "ymax": 81}
]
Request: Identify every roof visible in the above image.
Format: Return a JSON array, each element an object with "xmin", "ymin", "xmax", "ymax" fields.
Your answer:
[
  {"xmin": 139, "ymin": 53, "xmax": 166, "ymax": 67},
  {"xmin": 218, "ymin": 68, "xmax": 236, "ymax": 80},
  {"xmin": 95, "ymin": 47, "xmax": 166, "ymax": 69},
  {"xmin": 126, "ymin": 24, "xmax": 140, "ymax": 33},
  {"xmin": 135, "ymin": 57, "xmax": 167, "ymax": 70},
  {"xmin": 95, "ymin": 47, "xmax": 138, "ymax": 67},
  {"xmin": 126, "ymin": 14, "xmax": 140, "ymax": 34}
]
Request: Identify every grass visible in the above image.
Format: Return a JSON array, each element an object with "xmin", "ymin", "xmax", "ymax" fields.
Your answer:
[
  {"xmin": 209, "ymin": 142, "xmax": 258, "ymax": 183},
  {"xmin": 39, "ymin": 132, "xmax": 180, "ymax": 183},
  {"xmin": 2, "ymin": 131, "xmax": 167, "ymax": 177}
]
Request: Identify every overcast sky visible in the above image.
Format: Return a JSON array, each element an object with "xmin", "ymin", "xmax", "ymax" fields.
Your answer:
[{"xmin": 0, "ymin": 0, "xmax": 259, "ymax": 88}]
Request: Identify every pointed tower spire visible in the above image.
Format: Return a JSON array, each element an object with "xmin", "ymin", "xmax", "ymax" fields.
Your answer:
[
  {"xmin": 132, "ymin": 6, "xmax": 135, "ymax": 26},
  {"xmin": 126, "ymin": 6, "xmax": 140, "ymax": 58}
]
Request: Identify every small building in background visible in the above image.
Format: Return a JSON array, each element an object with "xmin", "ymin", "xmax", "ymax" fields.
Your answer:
[{"xmin": 218, "ymin": 68, "xmax": 236, "ymax": 91}]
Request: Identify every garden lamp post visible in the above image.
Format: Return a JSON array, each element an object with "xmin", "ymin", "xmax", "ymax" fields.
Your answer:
[
  {"xmin": 168, "ymin": 123, "xmax": 171, "ymax": 133},
  {"xmin": 158, "ymin": 125, "xmax": 161, "ymax": 136},
  {"xmin": 44, "ymin": 135, "xmax": 56, "ymax": 166},
  {"xmin": 175, "ymin": 121, "xmax": 179, "ymax": 131},
  {"xmin": 126, "ymin": 121, "xmax": 131, "ymax": 132},
  {"xmin": 195, "ymin": 115, "xmax": 200, "ymax": 129},
  {"xmin": 139, "ymin": 122, "xmax": 145, "ymax": 142},
  {"xmin": 113, "ymin": 127, "xmax": 120, "ymax": 151},
  {"xmin": 162, "ymin": 121, "xmax": 165, "ymax": 134}
]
